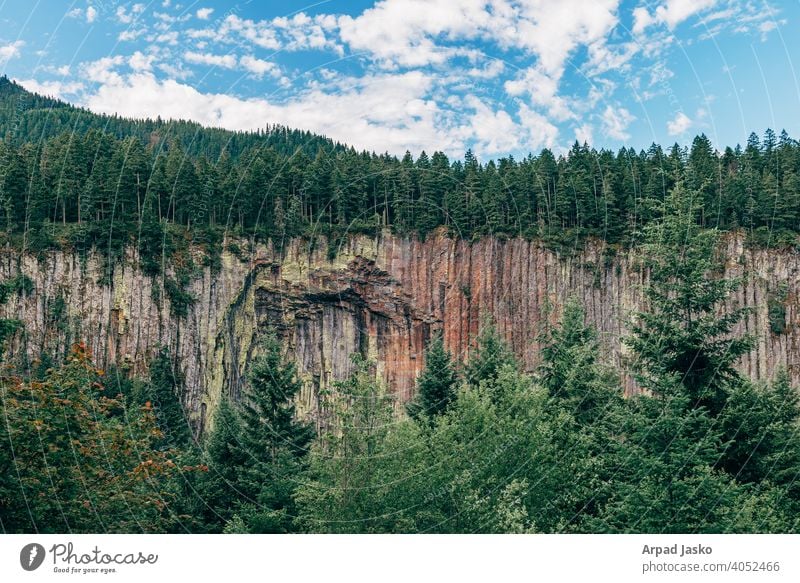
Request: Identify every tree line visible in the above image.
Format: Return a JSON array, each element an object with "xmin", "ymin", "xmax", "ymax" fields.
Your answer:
[
  {"xmin": 1, "ymin": 77, "xmax": 799, "ymax": 287},
  {"xmin": 1, "ymin": 184, "xmax": 798, "ymax": 533}
]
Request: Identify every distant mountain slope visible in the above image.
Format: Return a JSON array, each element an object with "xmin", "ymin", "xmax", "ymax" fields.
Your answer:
[{"xmin": 0, "ymin": 76, "xmax": 345, "ymax": 160}]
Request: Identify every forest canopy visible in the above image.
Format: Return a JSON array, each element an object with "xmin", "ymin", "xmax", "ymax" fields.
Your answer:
[{"xmin": 0, "ymin": 75, "xmax": 798, "ymax": 276}]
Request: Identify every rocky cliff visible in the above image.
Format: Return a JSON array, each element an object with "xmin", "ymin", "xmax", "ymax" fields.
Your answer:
[{"xmin": 1, "ymin": 230, "xmax": 797, "ymax": 435}]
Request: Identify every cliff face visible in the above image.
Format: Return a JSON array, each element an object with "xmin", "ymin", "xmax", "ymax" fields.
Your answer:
[{"xmin": 1, "ymin": 230, "xmax": 798, "ymax": 434}]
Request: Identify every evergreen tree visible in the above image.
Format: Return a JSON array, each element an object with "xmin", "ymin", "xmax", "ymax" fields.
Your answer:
[
  {"xmin": 465, "ymin": 319, "xmax": 516, "ymax": 392},
  {"xmin": 146, "ymin": 347, "xmax": 192, "ymax": 447},
  {"xmin": 406, "ymin": 333, "xmax": 458, "ymax": 423},
  {"xmin": 626, "ymin": 182, "xmax": 752, "ymax": 416},
  {"xmin": 539, "ymin": 297, "xmax": 621, "ymax": 424},
  {"xmin": 295, "ymin": 355, "xmax": 395, "ymax": 533},
  {"xmin": 188, "ymin": 397, "xmax": 249, "ymax": 532},
  {"xmin": 234, "ymin": 332, "xmax": 314, "ymax": 533}
]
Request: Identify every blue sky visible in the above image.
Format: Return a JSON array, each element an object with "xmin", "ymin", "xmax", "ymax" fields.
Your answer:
[{"xmin": 0, "ymin": 0, "xmax": 796, "ymax": 159}]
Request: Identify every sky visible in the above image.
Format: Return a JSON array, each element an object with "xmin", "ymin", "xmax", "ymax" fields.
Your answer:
[{"xmin": 0, "ymin": 0, "xmax": 797, "ymax": 159}]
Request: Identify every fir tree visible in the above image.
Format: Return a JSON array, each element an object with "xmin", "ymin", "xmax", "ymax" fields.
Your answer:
[
  {"xmin": 406, "ymin": 333, "xmax": 459, "ymax": 423},
  {"xmin": 466, "ymin": 319, "xmax": 517, "ymax": 392},
  {"xmin": 539, "ymin": 297, "xmax": 621, "ymax": 424},
  {"xmin": 234, "ymin": 332, "xmax": 314, "ymax": 533},
  {"xmin": 625, "ymin": 182, "xmax": 752, "ymax": 416}
]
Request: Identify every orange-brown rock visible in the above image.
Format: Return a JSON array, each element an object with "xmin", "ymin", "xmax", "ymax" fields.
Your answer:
[{"xmin": 1, "ymin": 230, "xmax": 797, "ymax": 434}]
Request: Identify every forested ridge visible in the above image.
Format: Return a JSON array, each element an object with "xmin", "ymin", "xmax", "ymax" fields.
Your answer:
[
  {"xmin": 1, "ymin": 75, "xmax": 799, "ymax": 274},
  {"xmin": 1, "ymin": 78, "xmax": 799, "ymax": 534}
]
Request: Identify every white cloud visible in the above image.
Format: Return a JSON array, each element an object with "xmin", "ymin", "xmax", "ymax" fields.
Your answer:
[
  {"xmin": 632, "ymin": 6, "xmax": 653, "ymax": 35},
  {"xmin": 216, "ymin": 14, "xmax": 281, "ymax": 50},
  {"xmin": 196, "ymin": 8, "xmax": 214, "ymax": 20},
  {"xmin": 16, "ymin": 78, "xmax": 84, "ymax": 100},
  {"xmin": 585, "ymin": 41, "xmax": 639, "ymax": 75},
  {"xmin": 466, "ymin": 96, "xmax": 523, "ymax": 156},
  {"xmin": 0, "ymin": 41, "xmax": 24, "ymax": 64},
  {"xmin": 198, "ymin": 13, "xmax": 341, "ymax": 53},
  {"xmin": 77, "ymin": 70, "xmax": 559, "ymax": 157},
  {"xmin": 575, "ymin": 123, "xmax": 594, "ymax": 145},
  {"xmin": 184, "ymin": 51, "xmax": 237, "ymax": 69},
  {"xmin": 82, "ymin": 55, "xmax": 125, "ymax": 84},
  {"xmin": 633, "ymin": 0, "xmax": 716, "ymax": 34},
  {"xmin": 504, "ymin": 67, "xmax": 573, "ymax": 122},
  {"xmin": 239, "ymin": 55, "xmax": 279, "ymax": 78},
  {"xmin": 129, "ymin": 51, "xmax": 155, "ymax": 72},
  {"xmin": 467, "ymin": 59, "xmax": 505, "ymax": 79},
  {"xmin": 601, "ymin": 105, "xmax": 634, "ymax": 140},
  {"xmin": 119, "ymin": 29, "xmax": 145, "ymax": 42},
  {"xmin": 338, "ymin": 0, "xmax": 619, "ymax": 77},
  {"xmin": 518, "ymin": 103, "xmax": 559, "ymax": 151},
  {"xmin": 667, "ymin": 111, "xmax": 692, "ymax": 135},
  {"xmin": 86, "ymin": 6, "xmax": 98, "ymax": 24},
  {"xmin": 116, "ymin": 4, "xmax": 145, "ymax": 24}
]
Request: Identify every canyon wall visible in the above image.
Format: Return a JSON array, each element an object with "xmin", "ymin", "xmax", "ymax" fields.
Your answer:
[{"xmin": 1, "ymin": 230, "xmax": 798, "ymax": 435}]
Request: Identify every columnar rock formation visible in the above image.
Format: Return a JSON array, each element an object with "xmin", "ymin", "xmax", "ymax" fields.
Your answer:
[{"xmin": 1, "ymin": 230, "xmax": 797, "ymax": 434}]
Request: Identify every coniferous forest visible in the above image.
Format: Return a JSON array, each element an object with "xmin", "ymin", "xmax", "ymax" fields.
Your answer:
[{"xmin": 1, "ymin": 78, "xmax": 799, "ymax": 533}]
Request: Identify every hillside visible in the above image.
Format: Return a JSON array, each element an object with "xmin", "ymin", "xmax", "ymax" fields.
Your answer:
[{"xmin": 1, "ymin": 79, "xmax": 800, "ymax": 536}]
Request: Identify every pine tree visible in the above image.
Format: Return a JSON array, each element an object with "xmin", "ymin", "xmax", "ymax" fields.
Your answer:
[
  {"xmin": 539, "ymin": 298, "xmax": 621, "ymax": 424},
  {"xmin": 465, "ymin": 319, "xmax": 517, "ymax": 394},
  {"xmin": 406, "ymin": 333, "xmax": 458, "ymax": 423},
  {"xmin": 234, "ymin": 332, "xmax": 314, "ymax": 533},
  {"xmin": 189, "ymin": 397, "xmax": 249, "ymax": 532},
  {"xmin": 625, "ymin": 182, "xmax": 752, "ymax": 416},
  {"xmin": 146, "ymin": 347, "xmax": 192, "ymax": 447},
  {"xmin": 295, "ymin": 355, "xmax": 395, "ymax": 533}
]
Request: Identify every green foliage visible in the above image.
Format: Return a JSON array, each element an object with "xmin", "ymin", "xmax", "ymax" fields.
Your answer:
[
  {"xmin": 2, "ymin": 78, "xmax": 799, "ymax": 285},
  {"xmin": 2, "ymin": 79, "xmax": 800, "ymax": 534},
  {"xmin": 406, "ymin": 333, "xmax": 458, "ymax": 423},
  {"xmin": 295, "ymin": 355, "xmax": 395, "ymax": 532},
  {"xmin": 233, "ymin": 332, "xmax": 314, "ymax": 533},
  {"xmin": 539, "ymin": 297, "xmax": 621, "ymax": 424},
  {"xmin": 163, "ymin": 276, "xmax": 195, "ymax": 319},
  {"xmin": 626, "ymin": 182, "xmax": 753, "ymax": 416},
  {"xmin": 143, "ymin": 347, "xmax": 192, "ymax": 448},
  {"xmin": 768, "ymin": 285, "xmax": 789, "ymax": 335},
  {"xmin": 187, "ymin": 332, "xmax": 314, "ymax": 534},
  {"xmin": 0, "ymin": 344, "xmax": 185, "ymax": 533},
  {"xmin": 465, "ymin": 319, "xmax": 517, "ymax": 391}
]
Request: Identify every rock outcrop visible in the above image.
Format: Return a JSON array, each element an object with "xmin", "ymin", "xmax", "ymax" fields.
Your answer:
[{"xmin": 1, "ymin": 230, "xmax": 797, "ymax": 435}]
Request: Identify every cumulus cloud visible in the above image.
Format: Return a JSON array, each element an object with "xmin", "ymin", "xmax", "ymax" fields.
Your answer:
[
  {"xmin": 239, "ymin": 55, "xmax": 279, "ymax": 78},
  {"xmin": 34, "ymin": 0, "xmax": 781, "ymax": 157},
  {"xmin": 76, "ymin": 70, "xmax": 561, "ymax": 157},
  {"xmin": 86, "ymin": 6, "xmax": 98, "ymax": 24},
  {"xmin": 82, "ymin": 56, "xmax": 125, "ymax": 84},
  {"xmin": 0, "ymin": 41, "xmax": 24, "ymax": 64},
  {"xmin": 633, "ymin": 0, "xmax": 716, "ymax": 34},
  {"xmin": 575, "ymin": 123, "xmax": 594, "ymax": 145},
  {"xmin": 667, "ymin": 111, "xmax": 692, "ymax": 135},
  {"xmin": 16, "ymin": 79, "xmax": 84, "ymax": 100},
  {"xmin": 504, "ymin": 67, "xmax": 573, "ymax": 121},
  {"xmin": 338, "ymin": 0, "xmax": 619, "ymax": 77},
  {"xmin": 184, "ymin": 51, "xmax": 236, "ymax": 69},
  {"xmin": 601, "ymin": 105, "xmax": 634, "ymax": 140}
]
